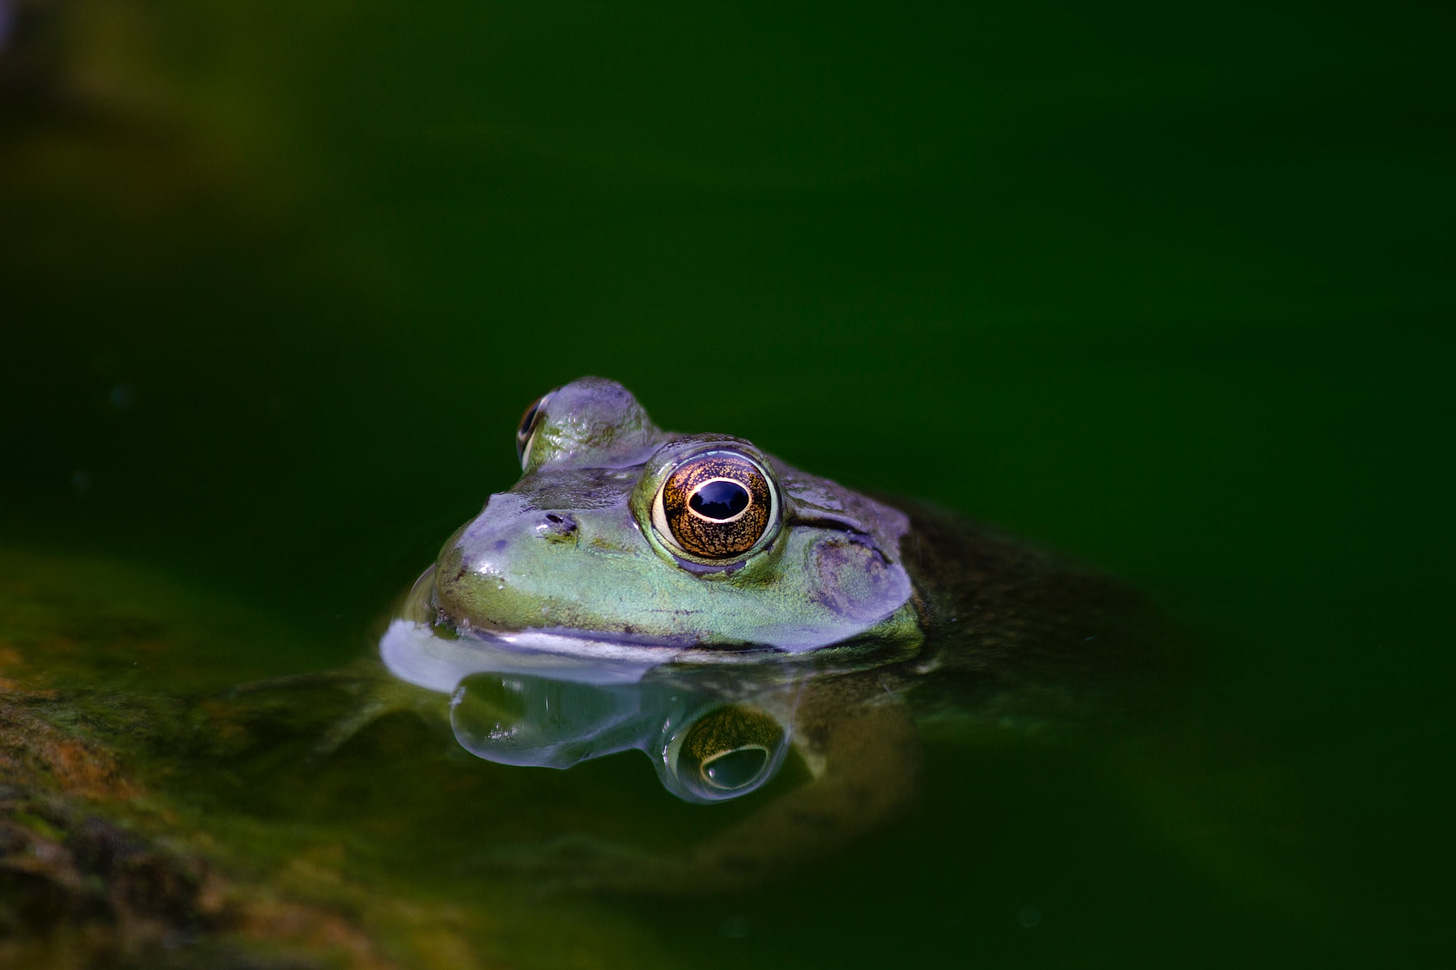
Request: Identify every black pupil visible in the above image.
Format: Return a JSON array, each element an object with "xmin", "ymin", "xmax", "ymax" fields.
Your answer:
[
  {"xmin": 703, "ymin": 747, "xmax": 768, "ymax": 789},
  {"xmin": 689, "ymin": 480, "xmax": 750, "ymax": 520}
]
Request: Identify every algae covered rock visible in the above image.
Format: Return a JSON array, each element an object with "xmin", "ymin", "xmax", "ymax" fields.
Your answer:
[{"xmin": 0, "ymin": 549, "xmax": 681, "ymax": 970}]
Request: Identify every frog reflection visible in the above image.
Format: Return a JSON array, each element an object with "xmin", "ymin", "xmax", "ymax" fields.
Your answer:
[
  {"xmin": 382, "ymin": 377, "xmax": 1160, "ymax": 890},
  {"xmin": 382, "ymin": 576, "xmax": 801, "ymax": 803},
  {"xmin": 384, "ymin": 601, "xmax": 907, "ymax": 806},
  {"xmin": 449, "ymin": 671, "xmax": 791, "ymax": 803}
]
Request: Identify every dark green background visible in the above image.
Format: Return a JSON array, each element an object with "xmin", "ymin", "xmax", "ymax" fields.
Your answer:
[{"xmin": 2, "ymin": 2, "xmax": 1452, "ymax": 966}]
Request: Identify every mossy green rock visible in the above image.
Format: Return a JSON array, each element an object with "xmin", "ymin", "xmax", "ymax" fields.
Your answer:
[{"xmin": 0, "ymin": 549, "xmax": 696, "ymax": 969}]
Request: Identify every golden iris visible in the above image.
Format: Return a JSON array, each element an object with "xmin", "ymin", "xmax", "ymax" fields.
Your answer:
[{"xmin": 656, "ymin": 452, "xmax": 774, "ymax": 559}]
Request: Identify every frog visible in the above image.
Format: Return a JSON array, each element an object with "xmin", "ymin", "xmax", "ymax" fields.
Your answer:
[
  {"xmin": 380, "ymin": 376, "xmax": 1165, "ymax": 892},
  {"xmin": 416, "ymin": 375, "xmax": 923, "ymax": 655}
]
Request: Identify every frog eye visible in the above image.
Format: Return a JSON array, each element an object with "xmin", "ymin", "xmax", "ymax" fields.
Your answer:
[
  {"xmin": 651, "ymin": 451, "xmax": 777, "ymax": 560},
  {"xmin": 669, "ymin": 705, "xmax": 788, "ymax": 802},
  {"xmin": 514, "ymin": 389, "xmax": 556, "ymax": 469}
]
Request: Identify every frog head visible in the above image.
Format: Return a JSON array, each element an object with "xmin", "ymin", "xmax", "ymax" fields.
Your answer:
[{"xmin": 428, "ymin": 378, "xmax": 919, "ymax": 655}]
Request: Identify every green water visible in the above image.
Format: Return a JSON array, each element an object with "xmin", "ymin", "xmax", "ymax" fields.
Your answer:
[{"xmin": 2, "ymin": 2, "xmax": 1452, "ymax": 967}]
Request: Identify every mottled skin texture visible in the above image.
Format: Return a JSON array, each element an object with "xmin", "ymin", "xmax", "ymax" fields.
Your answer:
[{"xmin": 398, "ymin": 379, "xmax": 1167, "ymax": 892}]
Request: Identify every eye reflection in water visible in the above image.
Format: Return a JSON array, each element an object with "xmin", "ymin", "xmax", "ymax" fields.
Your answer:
[{"xmin": 450, "ymin": 673, "xmax": 792, "ymax": 802}]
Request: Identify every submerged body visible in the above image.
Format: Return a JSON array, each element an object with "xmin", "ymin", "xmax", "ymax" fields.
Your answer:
[{"xmin": 383, "ymin": 378, "xmax": 1163, "ymax": 887}]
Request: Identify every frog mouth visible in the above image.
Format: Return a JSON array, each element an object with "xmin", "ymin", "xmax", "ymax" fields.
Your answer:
[
  {"xmin": 385, "ymin": 567, "xmax": 914, "ymax": 696},
  {"xmin": 379, "ymin": 612, "xmax": 810, "ymax": 695},
  {"xmin": 379, "ymin": 615, "xmax": 913, "ymax": 698},
  {"xmin": 439, "ymin": 607, "xmax": 794, "ymax": 666},
  {"xmin": 455, "ymin": 619, "xmax": 768, "ymax": 655},
  {"xmin": 395, "ymin": 563, "xmax": 783, "ymax": 665},
  {"xmin": 378, "ymin": 618, "xmax": 704, "ymax": 691}
]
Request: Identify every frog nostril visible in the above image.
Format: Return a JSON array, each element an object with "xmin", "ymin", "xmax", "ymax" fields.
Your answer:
[{"xmin": 541, "ymin": 512, "xmax": 578, "ymax": 535}]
